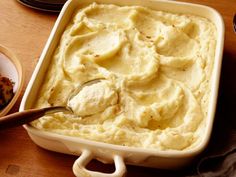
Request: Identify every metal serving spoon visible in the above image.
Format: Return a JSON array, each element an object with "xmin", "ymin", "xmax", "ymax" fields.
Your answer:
[{"xmin": 0, "ymin": 78, "xmax": 103, "ymax": 130}]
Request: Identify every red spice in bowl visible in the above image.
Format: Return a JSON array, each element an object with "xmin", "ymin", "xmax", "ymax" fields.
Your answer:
[{"xmin": 0, "ymin": 75, "xmax": 14, "ymax": 109}]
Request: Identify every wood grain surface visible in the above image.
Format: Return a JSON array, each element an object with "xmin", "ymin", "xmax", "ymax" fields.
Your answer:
[{"xmin": 0, "ymin": 0, "xmax": 235, "ymax": 177}]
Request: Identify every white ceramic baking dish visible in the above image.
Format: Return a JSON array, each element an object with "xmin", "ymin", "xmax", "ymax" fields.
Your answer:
[{"xmin": 20, "ymin": 0, "xmax": 224, "ymax": 176}]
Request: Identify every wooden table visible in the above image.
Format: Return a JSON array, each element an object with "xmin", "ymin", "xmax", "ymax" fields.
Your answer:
[{"xmin": 0, "ymin": 0, "xmax": 235, "ymax": 176}]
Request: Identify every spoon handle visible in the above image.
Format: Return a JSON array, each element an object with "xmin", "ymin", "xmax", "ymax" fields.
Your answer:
[{"xmin": 0, "ymin": 106, "xmax": 65, "ymax": 130}]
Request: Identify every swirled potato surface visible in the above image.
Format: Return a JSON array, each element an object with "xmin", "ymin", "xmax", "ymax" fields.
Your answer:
[{"xmin": 32, "ymin": 3, "xmax": 217, "ymax": 151}]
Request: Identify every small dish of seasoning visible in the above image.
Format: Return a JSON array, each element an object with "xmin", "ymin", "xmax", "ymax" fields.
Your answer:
[{"xmin": 0, "ymin": 45, "xmax": 24, "ymax": 116}]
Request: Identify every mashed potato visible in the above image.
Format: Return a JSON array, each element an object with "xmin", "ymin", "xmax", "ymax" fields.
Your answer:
[{"xmin": 32, "ymin": 3, "xmax": 217, "ymax": 150}]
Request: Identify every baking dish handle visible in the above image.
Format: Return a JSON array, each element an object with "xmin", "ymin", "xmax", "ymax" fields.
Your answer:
[{"xmin": 73, "ymin": 150, "xmax": 126, "ymax": 177}]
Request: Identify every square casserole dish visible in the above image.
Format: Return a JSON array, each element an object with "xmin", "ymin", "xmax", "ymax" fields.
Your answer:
[{"xmin": 20, "ymin": 0, "xmax": 224, "ymax": 176}]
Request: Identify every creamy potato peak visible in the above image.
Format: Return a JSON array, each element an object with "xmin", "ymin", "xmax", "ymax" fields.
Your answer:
[{"xmin": 32, "ymin": 3, "xmax": 217, "ymax": 150}]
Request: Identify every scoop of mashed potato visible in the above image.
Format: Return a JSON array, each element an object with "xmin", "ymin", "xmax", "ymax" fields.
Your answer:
[
  {"xmin": 32, "ymin": 3, "xmax": 217, "ymax": 151},
  {"xmin": 68, "ymin": 81, "xmax": 118, "ymax": 116}
]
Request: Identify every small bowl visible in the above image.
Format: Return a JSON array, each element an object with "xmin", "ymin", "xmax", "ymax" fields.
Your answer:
[{"xmin": 0, "ymin": 45, "xmax": 24, "ymax": 116}]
